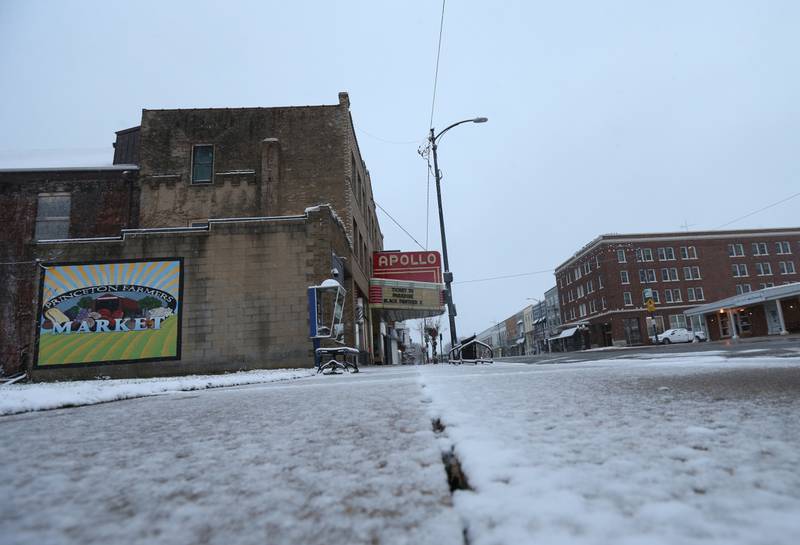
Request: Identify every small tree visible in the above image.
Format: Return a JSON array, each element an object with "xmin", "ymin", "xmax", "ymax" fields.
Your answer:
[{"xmin": 77, "ymin": 296, "xmax": 94, "ymax": 309}]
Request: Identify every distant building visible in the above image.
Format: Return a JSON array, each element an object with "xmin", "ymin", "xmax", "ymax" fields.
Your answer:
[{"xmin": 554, "ymin": 228, "xmax": 800, "ymax": 346}]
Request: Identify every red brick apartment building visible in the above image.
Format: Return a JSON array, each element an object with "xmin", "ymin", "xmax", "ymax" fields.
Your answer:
[{"xmin": 554, "ymin": 228, "xmax": 800, "ymax": 347}]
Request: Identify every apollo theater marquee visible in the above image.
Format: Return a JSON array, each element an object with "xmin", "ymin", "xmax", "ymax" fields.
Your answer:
[{"xmin": 369, "ymin": 251, "xmax": 446, "ymax": 321}]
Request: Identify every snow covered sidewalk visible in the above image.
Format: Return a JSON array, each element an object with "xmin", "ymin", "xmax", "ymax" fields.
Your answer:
[
  {"xmin": 1, "ymin": 367, "xmax": 462, "ymax": 545},
  {"xmin": 419, "ymin": 355, "xmax": 800, "ymax": 545},
  {"xmin": 0, "ymin": 368, "xmax": 315, "ymax": 416}
]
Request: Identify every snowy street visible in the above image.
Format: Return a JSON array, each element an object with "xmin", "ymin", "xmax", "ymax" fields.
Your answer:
[
  {"xmin": 421, "ymin": 355, "xmax": 800, "ymax": 545},
  {"xmin": 2, "ymin": 353, "xmax": 800, "ymax": 545}
]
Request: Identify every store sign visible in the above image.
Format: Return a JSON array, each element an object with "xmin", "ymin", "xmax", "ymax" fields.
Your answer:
[
  {"xmin": 369, "ymin": 278, "xmax": 445, "ymax": 321},
  {"xmin": 372, "ymin": 251, "xmax": 442, "ymax": 283},
  {"xmin": 35, "ymin": 258, "xmax": 183, "ymax": 367}
]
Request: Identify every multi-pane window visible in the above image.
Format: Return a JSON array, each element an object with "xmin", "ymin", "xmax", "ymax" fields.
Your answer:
[
  {"xmin": 575, "ymin": 266, "xmax": 582, "ymax": 280},
  {"xmin": 35, "ymin": 193, "xmax": 71, "ymax": 240},
  {"xmin": 728, "ymin": 243, "xmax": 744, "ymax": 257},
  {"xmin": 191, "ymin": 144, "xmax": 214, "ymax": 184},
  {"xmin": 598, "ymin": 276, "xmax": 604, "ymax": 289},
  {"xmin": 589, "ymin": 300, "xmax": 597, "ymax": 314},
  {"xmin": 661, "ymin": 268, "xmax": 679, "ymax": 282},
  {"xmin": 595, "ymin": 256, "xmax": 601, "ymax": 268},
  {"xmin": 579, "ymin": 303, "xmax": 587, "ymax": 317},
  {"xmin": 601, "ymin": 296, "xmax": 607, "ymax": 310},
  {"xmin": 732, "ymin": 263, "xmax": 748, "ymax": 277},
  {"xmin": 583, "ymin": 262, "xmax": 592, "ymax": 275},
  {"xmin": 623, "ymin": 292, "xmax": 633, "ymax": 306},
  {"xmin": 735, "ymin": 284, "xmax": 752, "ymax": 295},
  {"xmin": 680, "ymin": 246, "xmax": 697, "ymax": 260},
  {"xmin": 683, "ymin": 266, "xmax": 701, "ymax": 280},
  {"xmin": 620, "ymin": 270, "xmax": 630, "ymax": 284},
  {"xmin": 752, "ymin": 242, "xmax": 768, "ymax": 256},
  {"xmin": 663, "ymin": 289, "xmax": 682, "ymax": 303},
  {"xmin": 639, "ymin": 269, "xmax": 657, "ymax": 283},
  {"xmin": 657, "ymin": 247, "xmax": 676, "ymax": 261},
  {"xmin": 776, "ymin": 241, "xmax": 791, "ymax": 255},
  {"xmin": 636, "ymin": 248, "xmax": 654, "ymax": 262},
  {"xmin": 759, "ymin": 282, "xmax": 775, "ymax": 290},
  {"xmin": 586, "ymin": 280, "xmax": 595, "ymax": 294},
  {"xmin": 687, "ymin": 287, "xmax": 705, "ymax": 301},
  {"xmin": 617, "ymin": 249, "xmax": 627, "ymax": 263},
  {"xmin": 669, "ymin": 314, "xmax": 687, "ymax": 329},
  {"xmin": 577, "ymin": 285, "xmax": 585, "ymax": 298},
  {"xmin": 755, "ymin": 262, "xmax": 773, "ymax": 276},
  {"xmin": 779, "ymin": 261, "xmax": 796, "ymax": 275}
]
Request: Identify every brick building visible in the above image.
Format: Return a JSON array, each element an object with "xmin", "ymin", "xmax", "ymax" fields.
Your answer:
[
  {"xmin": 0, "ymin": 92, "xmax": 397, "ymax": 379},
  {"xmin": 554, "ymin": 228, "xmax": 800, "ymax": 347}
]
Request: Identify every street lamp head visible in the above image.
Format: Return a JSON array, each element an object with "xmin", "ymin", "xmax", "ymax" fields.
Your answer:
[{"xmin": 472, "ymin": 117, "xmax": 488, "ymax": 123}]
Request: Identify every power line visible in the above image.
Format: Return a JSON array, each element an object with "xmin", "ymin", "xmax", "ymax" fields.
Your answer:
[
  {"xmin": 455, "ymin": 269, "xmax": 555, "ymax": 285},
  {"xmin": 375, "ymin": 201, "xmax": 426, "ymax": 251},
  {"xmin": 716, "ymin": 190, "xmax": 800, "ymax": 229},
  {"xmin": 353, "ymin": 125, "xmax": 421, "ymax": 145},
  {"xmin": 428, "ymin": 0, "xmax": 447, "ymax": 129}
]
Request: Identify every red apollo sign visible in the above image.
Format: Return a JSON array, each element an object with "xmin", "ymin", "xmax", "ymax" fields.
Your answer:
[{"xmin": 372, "ymin": 251, "xmax": 442, "ymax": 283}]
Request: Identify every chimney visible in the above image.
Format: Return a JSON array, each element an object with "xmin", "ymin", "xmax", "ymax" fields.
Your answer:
[{"xmin": 338, "ymin": 91, "xmax": 350, "ymax": 109}]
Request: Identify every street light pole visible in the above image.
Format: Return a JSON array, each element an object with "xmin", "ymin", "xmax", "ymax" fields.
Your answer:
[{"xmin": 429, "ymin": 117, "xmax": 487, "ymax": 351}]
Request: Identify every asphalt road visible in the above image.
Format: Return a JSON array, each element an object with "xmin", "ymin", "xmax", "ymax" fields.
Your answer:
[{"xmin": 503, "ymin": 335, "xmax": 800, "ymax": 364}]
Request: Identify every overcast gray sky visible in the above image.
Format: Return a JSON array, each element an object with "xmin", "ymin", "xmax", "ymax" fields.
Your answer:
[{"xmin": 2, "ymin": 0, "xmax": 798, "ymax": 339}]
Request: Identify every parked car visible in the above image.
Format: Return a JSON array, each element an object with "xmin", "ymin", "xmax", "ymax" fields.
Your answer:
[{"xmin": 655, "ymin": 328, "xmax": 707, "ymax": 344}]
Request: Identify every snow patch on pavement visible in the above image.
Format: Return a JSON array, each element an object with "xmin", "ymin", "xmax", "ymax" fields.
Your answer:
[
  {"xmin": 419, "ymin": 356, "xmax": 800, "ymax": 545},
  {"xmin": 0, "ymin": 369, "xmax": 315, "ymax": 416}
]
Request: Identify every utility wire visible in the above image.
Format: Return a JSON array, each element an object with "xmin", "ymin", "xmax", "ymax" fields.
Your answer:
[
  {"xmin": 425, "ymin": 0, "xmax": 447, "ymax": 252},
  {"xmin": 428, "ymin": 0, "xmax": 447, "ymax": 129},
  {"xmin": 455, "ymin": 269, "xmax": 555, "ymax": 285},
  {"xmin": 375, "ymin": 201, "xmax": 426, "ymax": 251},
  {"xmin": 353, "ymin": 125, "xmax": 421, "ymax": 145},
  {"xmin": 715, "ymin": 190, "xmax": 800, "ymax": 229}
]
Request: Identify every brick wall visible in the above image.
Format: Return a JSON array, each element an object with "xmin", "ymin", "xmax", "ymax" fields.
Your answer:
[{"xmin": 0, "ymin": 169, "xmax": 139, "ymax": 375}]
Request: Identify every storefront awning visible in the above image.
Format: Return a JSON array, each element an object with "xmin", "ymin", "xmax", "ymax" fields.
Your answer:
[
  {"xmin": 555, "ymin": 326, "xmax": 579, "ymax": 339},
  {"xmin": 685, "ymin": 282, "xmax": 800, "ymax": 317}
]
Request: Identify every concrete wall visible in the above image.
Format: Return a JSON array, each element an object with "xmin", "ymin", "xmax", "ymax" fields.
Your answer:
[{"xmin": 29, "ymin": 206, "xmax": 351, "ymax": 381}]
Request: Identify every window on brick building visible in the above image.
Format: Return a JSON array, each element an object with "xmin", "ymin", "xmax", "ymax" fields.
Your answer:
[
  {"xmin": 636, "ymin": 248, "xmax": 653, "ymax": 262},
  {"xmin": 669, "ymin": 314, "xmax": 687, "ymax": 329},
  {"xmin": 623, "ymin": 292, "xmax": 633, "ymax": 306},
  {"xmin": 732, "ymin": 263, "xmax": 748, "ymax": 277},
  {"xmin": 735, "ymin": 284, "xmax": 752, "ymax": 295},
  {"xmin": 683, "ymin": 266, "xmax": 701, "ymax": 280},
  {"xmin": 657, "ymin": 247, "xmax": 675, "ymax": 261},
  {"xmin": 598, "ymin": 276, "xmax": 604, "ymax": 289},
  {"xmin": 586, "ymin": 280, "xmax": 594, "ymax": 294},
  {"xmin": 617, "ymin": 249, "xmax": 626, "ymax": 263},
  {"xmin": 728, "ymin": 243, "xmax": 744, "ymax": 257},
  {"xmin": 620, "ymin": 270, "xmax": 630, "ymax": 284},
  {"xmin": 661, "ymin": 267, "xmax": 679, "ymax": 281},
  {"xmin": 779, "ymin": 261, "xmax": 796, "ymax": 275},
  {"xmin": 776, "ymin": 241, "xmax": 791, "ymax": 255},
  {"xmin": 752, "ymin": 242, "xmax": 768, "ymax": 256},
  {"xmin": 680, "ymin": 246, "xmax": 697, "ymax": 259},
  {"xmin": 191, "ymin": 145, "xmax": 214, "ymax": 184},
  {"xmin": 643, "ymin": 290, "xmax": 660, "ymax": 304},
  {"xmin": 639, "ymin": 269, "xmax": 656, "ymax": 283},
  {"xmin": 687, "ymin": 287, "xmax": 705, "ymax": 301},
  {"xmin": 756, "ymin": 262, "xmax": 772, "ymax": 276},
  {"xmin": 601, "ymin": 296, "xmax": 607, "ymax": 310},
  {"xmin": 35, "ymin": 193, "xmax": 71, "ymax": 240},
  {"xmin": 759, "ymin": 282, "xmax": 775, "ymax": 290}
]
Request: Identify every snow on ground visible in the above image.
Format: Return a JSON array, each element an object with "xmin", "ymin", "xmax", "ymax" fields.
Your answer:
[
  {"xmin": 419, "ymin": 356, "xmax": 800, "ymax": 545},
  {"xmin": 0, "ymin": 367, "xmax": 462, "ymax": 545},
  {"xmin": 0, "ymin": 368, "xmax": 314, "ymax": 416}
]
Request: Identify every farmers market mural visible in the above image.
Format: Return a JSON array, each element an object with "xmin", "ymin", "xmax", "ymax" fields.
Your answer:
[{"xmin": 35, "ymin": 259, "xmax": 182, "ymax": 366}]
